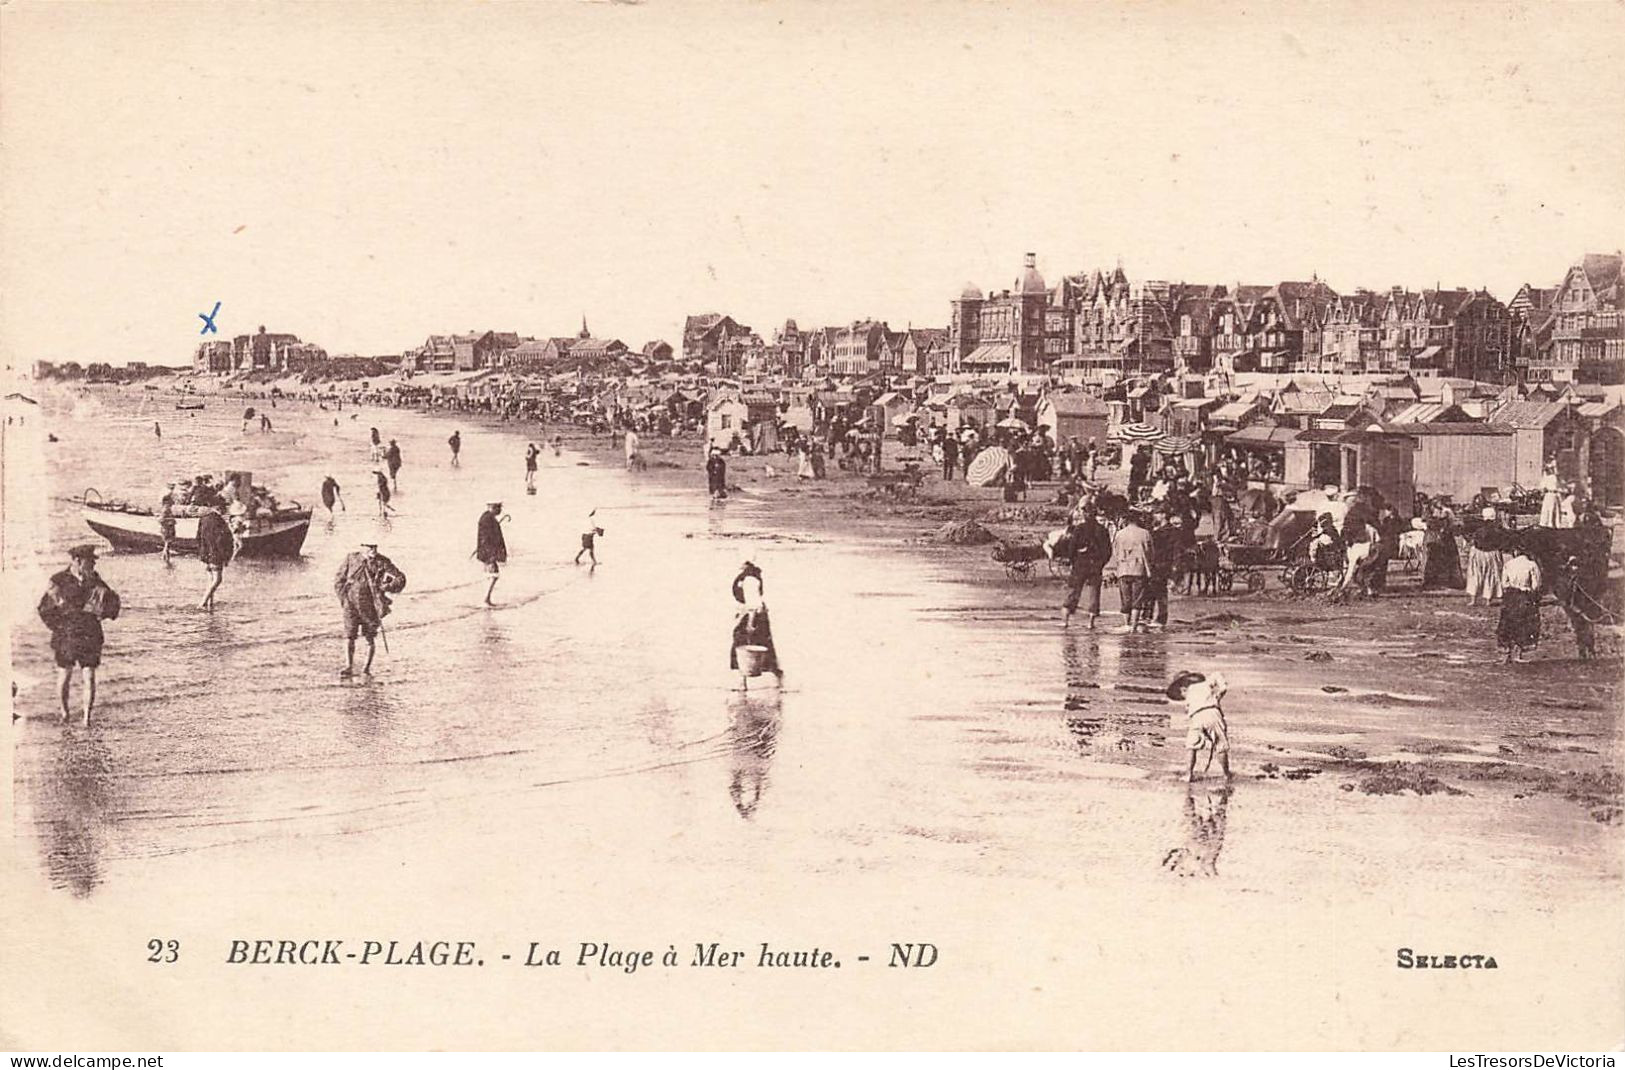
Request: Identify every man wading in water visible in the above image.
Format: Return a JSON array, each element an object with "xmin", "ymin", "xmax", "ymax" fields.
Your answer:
[
  {"xmin": 197, "ymin": 502, "xmax": 235, "ymax": 611},
  {"xmin": 334, "ymin": 542, "xmax": 407, "ymax": 677},
  {"xmin": 474, "ymin": 501, "xmax": 508, "ymax": 606},
  {"xmin": 320, "ymin": 474, "xmax": 345, "ymax": 517},
  {"xmin": 38, "ymin": 544, "xmax": 121, "ymax": 723},
  {"xmin": 385, "ymin": 439, "xmax": 403, "ymax": 493}
]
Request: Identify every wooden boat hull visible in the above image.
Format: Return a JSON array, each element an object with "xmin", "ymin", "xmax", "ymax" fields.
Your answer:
[{"xmin": 83, "ymin": 506, "xmax": 310, "ymax": 557}]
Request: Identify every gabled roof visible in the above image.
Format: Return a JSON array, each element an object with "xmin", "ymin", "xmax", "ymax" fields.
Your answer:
[
  {"xmin": 1388, "ymin": 422, "xmax": 1511, "ymax": 436},
  {"xmin": 1316, "ymin": 402, "xmax": 1366, "ymax": 421},
  {"xmin": 1487, "ymin": 400, "xmax": 1574, "ymax": 429},
  {"xmin": 1210, "ymin": 400, "xmax": 1262, "ymax": 422},
  {"xmin": 1580, "ymin": 252, "xmax": 1623, "ymax": 294},
  {"xmin": 1273, "ymin": 390, "xmax": 1334, "ymax": 414},
  {"xmin": 1043, "ymin": 393, "xmax": 1110, "ymax": 416}
]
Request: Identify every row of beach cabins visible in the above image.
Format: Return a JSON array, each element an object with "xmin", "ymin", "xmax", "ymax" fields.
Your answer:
[{"xmin": 191, "ymin": 365, "xmax": 1625, "ymax": 520}]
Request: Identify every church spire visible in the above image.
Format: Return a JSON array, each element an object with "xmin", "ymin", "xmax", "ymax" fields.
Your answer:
[{"xmin": 579, "ymin": 315, "xmax": 590, "ymax": 340}]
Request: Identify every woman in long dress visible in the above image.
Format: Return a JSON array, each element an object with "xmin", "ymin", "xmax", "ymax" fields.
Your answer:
[
  {"xmin": 1464, "ymin": 507, "xmax": 1505, "ymax": 607},
  {"xmin": 1497, "ymin": 542, "xmax": 1543, "ymax": 663},
  {"xmin": 1420, "ymin": 512, "xmax": 1464, "ymax": 590},
  {"xmin": 1556, "ymin": 485, "xmax": 1577, "ymax": 529},
  {"xmin": 730, "ymin": 561, "xmax": 783, "ymax": 686},
  {"xmin": 1537, "ymin": 461, "xmax": 1561, "ymax": 527}
]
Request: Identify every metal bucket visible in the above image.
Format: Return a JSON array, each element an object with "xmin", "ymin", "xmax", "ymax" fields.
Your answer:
[{"xmin": 736, "ymin": 645, "xmax": 771, "ymax": 677}]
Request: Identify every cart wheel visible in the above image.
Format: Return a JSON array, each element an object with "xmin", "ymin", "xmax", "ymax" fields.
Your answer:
[
  {"xmin": 1245, "ymin": 572, "xmax": 1265, "ymax": 593},
  {"xmin": 1289, "ymin": 566, "xmax": 1325, "ymax": 594}
]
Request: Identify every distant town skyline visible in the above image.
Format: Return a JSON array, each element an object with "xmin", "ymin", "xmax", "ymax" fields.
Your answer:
[{"xmin": 3, "ymin": 2, "xmax": 1623, "ymax": 367}]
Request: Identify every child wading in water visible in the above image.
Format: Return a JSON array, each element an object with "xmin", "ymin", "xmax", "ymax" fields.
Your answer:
[
  {"xmin": 574, "ymin": 511, "xmax": 605, "ymax": 566},
  {"xmin": 1167, "ymin": 670, "xmax": 1232, "ymax": 782}
]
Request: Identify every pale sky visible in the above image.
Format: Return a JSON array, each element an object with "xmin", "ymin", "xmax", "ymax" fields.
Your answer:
[{"xmin": 3, "ymin": 1, "xmax": 1623, "ymax": 367}]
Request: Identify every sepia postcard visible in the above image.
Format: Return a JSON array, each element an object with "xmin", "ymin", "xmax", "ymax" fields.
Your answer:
[{"xmin": 2, "ymin": 0, "xmax": 1622, "ymax": 1052}]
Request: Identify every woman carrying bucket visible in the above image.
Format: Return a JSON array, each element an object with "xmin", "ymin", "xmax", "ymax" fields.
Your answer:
[{"xmin": 730, "ymin": 561, "xmax": 783, "ymax": 690}]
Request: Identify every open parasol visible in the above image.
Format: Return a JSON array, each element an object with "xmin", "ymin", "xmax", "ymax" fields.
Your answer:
[
  {"xmin": 966, "ymin": 446, "xmax": 1012, "ymax": 487},
  {"xmin": 1116, "ymin": 421, "xmax": 1164, "ymax": 441}
]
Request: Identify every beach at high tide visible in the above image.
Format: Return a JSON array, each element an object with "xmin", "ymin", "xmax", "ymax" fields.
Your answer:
[{"xmin": 3, "ymin": 385, "xmax": 1620, "ymax": 1049}]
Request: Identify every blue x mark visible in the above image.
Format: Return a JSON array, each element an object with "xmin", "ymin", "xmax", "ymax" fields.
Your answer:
[{"xmin": 199, "ymin": 301, "xmax": 221, "ymax": 335}]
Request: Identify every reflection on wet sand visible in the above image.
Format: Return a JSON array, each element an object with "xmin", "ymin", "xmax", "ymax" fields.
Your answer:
[
  {"xmin": 38, "ymin": 726, "xmax": 117, "ymax": 897},
  {"xmin": 1062, "ymin": 630, "xmax": 1171, "ymax": 757},
  {"xmin": 727, "ymin": 691, "xmax": 781, "ymax": 819},
  {"xmin": 339, "ymin": 677, "xmax": 404, "ymax": 749},
  {"xmin": 1162, "ymin": 785, "xmax": 1232, "ymax": 878}
]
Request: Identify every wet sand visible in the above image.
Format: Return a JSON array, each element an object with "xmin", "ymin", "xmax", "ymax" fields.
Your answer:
[{"xmin": 3, "ymin": 384, "xmax": 1621, "ymax": 1050}]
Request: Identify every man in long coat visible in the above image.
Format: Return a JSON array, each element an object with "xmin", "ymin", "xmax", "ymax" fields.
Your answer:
[
  {"xmin": 474, "ymin": 501, "xmax": 507, "ymax": 606},
  {"xmin": 334, "ymin": 542, "xmax": 407, "ymax": 677}
]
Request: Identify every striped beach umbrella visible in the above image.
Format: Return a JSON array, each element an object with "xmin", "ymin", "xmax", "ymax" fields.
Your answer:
[
  {"xmin": 1117, "ymin": 422, "xmax": 1164, "ymax": 441},
  {"xmin": 1152, "ymin": 435, "xmax": 1194, "ymax": 454},
  {"xmin": 966, "ymin": 446, "xmax": 1012, "ymax": 487}
]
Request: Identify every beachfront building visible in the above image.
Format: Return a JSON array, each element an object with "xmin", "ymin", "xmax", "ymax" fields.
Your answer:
[
  {"xmin": 204, "ymin": 326, "xmax": 326, "ymax": 373},
  {"xmin": 569, "ymin": 331, "xmax": 630, "ymax": 367},
  {"xmin": 507, "ymin": 339, "xmax": 553, "ymax": 368},
  {"xmin": 407, "ymin": 330, "xmax": 515, "ymax": 372},
  {"xmin": 195, "ymin": 340, "xmax": 234, "ymax": 372},
  {"xmin": 1228, "ymin": 281, "xmax": 1338, "ymax": 374},
  {"xmin": 950, "ymin": 254, "xmax": 1051, "ymax": 374},
  {"xmin": 1314, "ymin": 291, "xmax": 1383, "ymax": 375},
  {"xmin": 901, "ymin": 328, "xmax": 949, "ymax": 376},
  {"xmin": 1549, "ymin": 252, "xmax": 1625, "ymax": 385},
  {"xmin": 683, "ymin": 313, "xmax": 754, "ymax": 366},
  {"xmin": 828, "ymin": 320, "xmax": 891, "ymax": 377},
  {"xmin": 1372, "ymin": 289, "xmax": 1512, "ymax": 380}
]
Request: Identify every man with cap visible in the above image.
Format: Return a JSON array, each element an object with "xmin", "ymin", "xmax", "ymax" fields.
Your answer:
[
  {"xmin": 474, "ymin": 501, "xmax": 507, "ymax": 606},
  {"xmin": 706, "ymin": 446, "xmax": 728, "ymax": 499},
  {"xmin": 1109, "ymin": 510, "xmax": 1154, "ymax": 631},
  {"xmin": 334, "ymin": 541, "xmax": 407, "ymax": 677},
  {"xmin": 38, "ymin": 544, "xmax": 120, "ymax": 723}
]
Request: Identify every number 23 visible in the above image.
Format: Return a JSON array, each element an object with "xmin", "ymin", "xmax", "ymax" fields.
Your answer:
[{"xmin": 147, "ymin": 939, "xmax": 179, "ymax": 963}]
